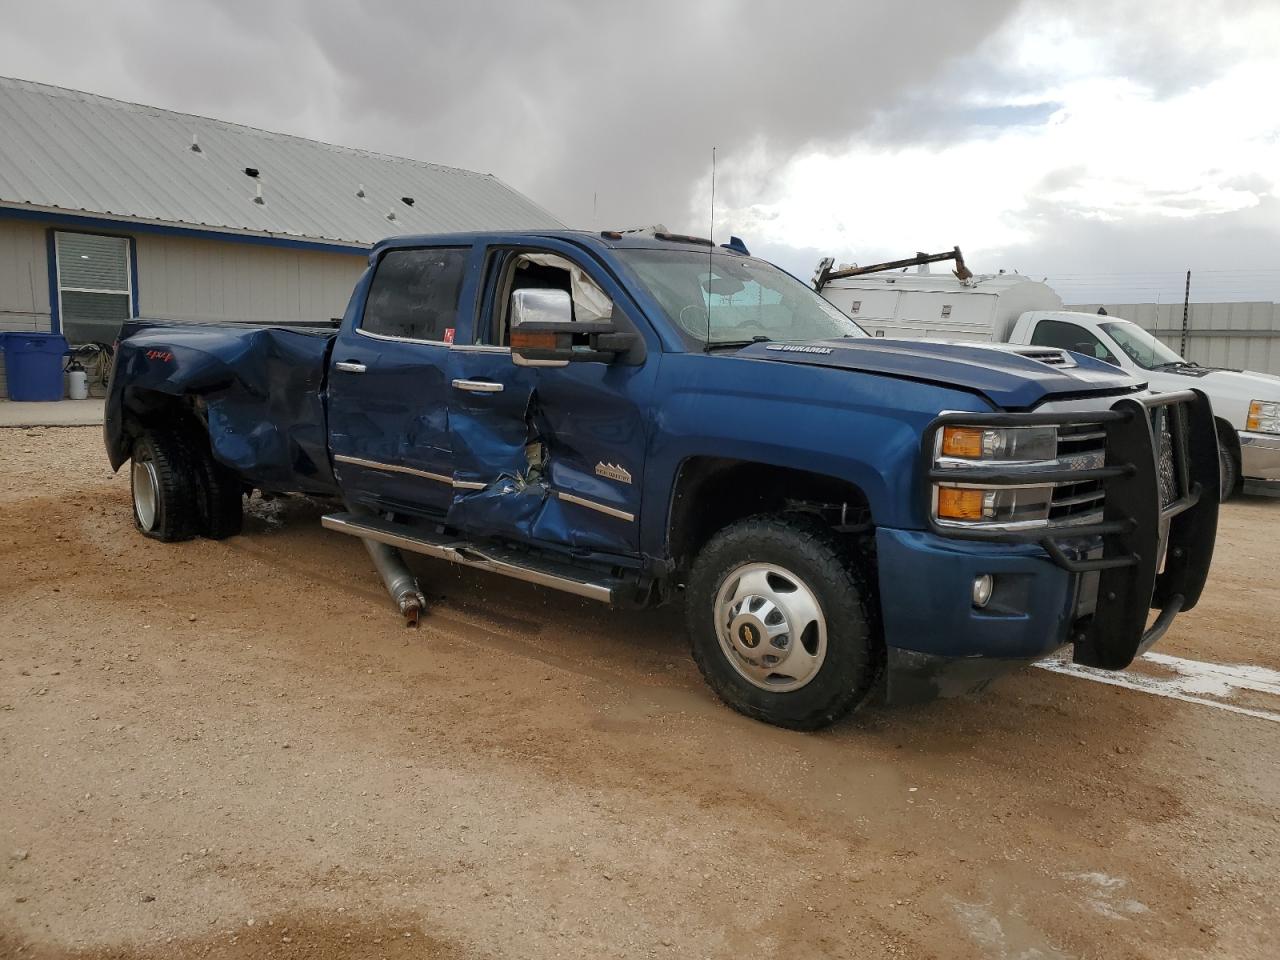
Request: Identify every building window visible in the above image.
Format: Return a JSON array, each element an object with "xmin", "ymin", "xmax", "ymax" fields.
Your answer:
[{"xmin": 55, "ymin": 232, "xmax": 134, "ymax": 343}]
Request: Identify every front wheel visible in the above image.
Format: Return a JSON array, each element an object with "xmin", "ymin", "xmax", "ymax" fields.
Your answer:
[
  {"xmin": 1218, "ymin": 438, "xmax": 1239, "ymax": 502},
  {"xmin": 685, "ymin": 514, "xmax": 881, "ymax": 730}
]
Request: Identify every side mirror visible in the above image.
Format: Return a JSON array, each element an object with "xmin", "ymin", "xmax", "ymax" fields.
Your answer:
[{"xmin": 509, "ymin": 288, "xmax": 636, "ymax": 366}]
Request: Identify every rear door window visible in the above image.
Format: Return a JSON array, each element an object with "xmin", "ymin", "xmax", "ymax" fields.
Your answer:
[{"xmin": 361, "ymin": 247, "xmax": 468, "ymax": 342}]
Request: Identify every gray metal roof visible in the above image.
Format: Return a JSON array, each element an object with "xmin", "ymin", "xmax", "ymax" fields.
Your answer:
[{"xmin": 0, "ymin": 76, "xmax": 563, "ymax": 247}]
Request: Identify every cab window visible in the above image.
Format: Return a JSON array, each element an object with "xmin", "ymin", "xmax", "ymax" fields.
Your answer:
[
  {"xmin": 361, "ymin": 247, "xmax": 468, "ymax": 342},
  {"xmin": 482, "ymin": 250, "xmax": 613, "ymax": 346},
  {"xmin": 1030, "ymin": 319, "xmax": 1119, "ymax": 365}
]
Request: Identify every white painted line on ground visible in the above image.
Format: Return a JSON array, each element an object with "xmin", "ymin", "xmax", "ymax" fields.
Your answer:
[
  {"xmin": 1035, "ymin": 654, "xmax": 1280, "ymax": 724},
  {"xmin": 1141, "ymin": 651, "xmax": 1280, "ymax": 697}
]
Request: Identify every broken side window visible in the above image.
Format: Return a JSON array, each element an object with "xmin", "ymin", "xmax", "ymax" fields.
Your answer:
[{"xmin": 486, "ymin": 251, "xmax": 613, "ymax": 346}]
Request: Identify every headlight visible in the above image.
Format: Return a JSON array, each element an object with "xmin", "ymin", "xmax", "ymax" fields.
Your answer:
[
  {"xmin": 934, "ymin": 425, "xmax": 1059, "ymax": 526},
  {"xmin": 930, "ymin": 416, "xmax": 1116, "ymax": 531},
  {"xmin": 936, "ymin": 485, "xmax": 1054, "ymax": 523},
  {"xmin": 939, "ymin": 425, "xmax": 1057, "ymax": 462},
  {"xmin": 933, "ymin": 424, "xmax": 1065, "ymax": 528},
  {"xmin": 1246, "ymin": 400, "xmax": 1280, "ymax": 435}
]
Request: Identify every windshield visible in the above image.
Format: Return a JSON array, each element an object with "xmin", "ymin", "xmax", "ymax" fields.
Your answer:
[
  {"xmin": 616, "ymin": 248, "xmax": 866, "ymax": 347},
  {"xmin": 1099, "ymin": 321, "xmax": 1185, "ymax": 370}
]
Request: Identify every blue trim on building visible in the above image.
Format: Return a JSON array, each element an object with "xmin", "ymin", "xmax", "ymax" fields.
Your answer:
[
  {"xmin": 45, "ymin": 229, "xmax": 60, "ymax": 334},
  {"xmin": 128, "ymin": 237, "xmax": 141, "ymax": 318},
  {"xmin": 2, "ymin": 206, "xmax": 371, "ymax": 256}
]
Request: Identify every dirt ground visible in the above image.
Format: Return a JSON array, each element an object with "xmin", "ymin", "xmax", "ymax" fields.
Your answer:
[{"xmin": 1, "ymin": 426, "xmax": 1277, "ymax": 960}]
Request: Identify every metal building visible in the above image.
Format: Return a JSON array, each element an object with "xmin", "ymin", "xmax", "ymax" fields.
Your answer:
[{"xmin": 0, "ymin": 76, "xmax": 563, "ymax": 396}]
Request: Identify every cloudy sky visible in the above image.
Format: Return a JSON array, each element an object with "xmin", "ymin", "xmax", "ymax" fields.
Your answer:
[{"xmin": 3, "ymin": 0, "xmax": 1278, "ymax": 301}]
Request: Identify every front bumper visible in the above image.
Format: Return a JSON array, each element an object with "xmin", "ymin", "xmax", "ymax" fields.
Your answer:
[
  {"xmin": 876, "ymin": 527, "xmax": 1080, "ymax": 661},
  {"xmin": 882, "ymin": 390, "xmax": 1219, "ymax": 702},
  {"xmin": 876, "ymin": 527, "xmax": 1082, "ymax": 702},
  {"xmin": 1240, "ymin": 430, "xmax": 1280, "ymax": 495}
]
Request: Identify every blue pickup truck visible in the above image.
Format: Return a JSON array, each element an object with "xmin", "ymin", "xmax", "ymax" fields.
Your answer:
[{"xmin": 104, "ymin": 229, "xmax": 1219, "ymax": 729}]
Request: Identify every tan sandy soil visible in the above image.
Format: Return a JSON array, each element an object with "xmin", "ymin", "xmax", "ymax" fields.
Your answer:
[{"xmin": 1, "ymin": 426, "xmax": 1277, "ymax": 959}]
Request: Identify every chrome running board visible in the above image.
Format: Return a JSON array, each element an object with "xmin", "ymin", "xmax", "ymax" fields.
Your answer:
[{"xmin": 321, "ymin": 512, "xmax": 618, "ymax": 604}]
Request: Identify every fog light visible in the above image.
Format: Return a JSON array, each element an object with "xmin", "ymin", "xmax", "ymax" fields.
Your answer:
[{"xmin": 972, "ymin": 574, "xmax": 994, "ymax": 608}]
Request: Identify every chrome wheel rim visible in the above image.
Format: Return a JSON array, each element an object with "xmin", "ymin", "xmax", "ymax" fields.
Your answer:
[
  {"xmin": 132, "ymin": 458, "xmax": 159, "ymax": 530},
  {"xmin": 713, "ymin": 562, "xmax": 828, "ymax": 692}
]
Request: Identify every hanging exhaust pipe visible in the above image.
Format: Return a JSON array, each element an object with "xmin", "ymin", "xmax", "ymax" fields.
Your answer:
[
  {"xmin": 349, "ymin": 506, "xmax": 427, "ymax": 626},
  {"xmin": 363, "ymin": 538, "xmax": 427, "ymax": 626}
]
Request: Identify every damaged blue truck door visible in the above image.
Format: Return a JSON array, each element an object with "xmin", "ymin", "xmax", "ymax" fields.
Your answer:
[
  {"xmin": 327, "ymin": 245, "xmax": 475, "ymax": 516},
  {"xmin": 445, "ymin": 238, "xmax": 656, "ymax": 557}
]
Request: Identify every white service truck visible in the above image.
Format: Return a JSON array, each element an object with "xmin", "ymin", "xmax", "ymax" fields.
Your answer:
[{"xmin": 813, "ymin": 252, "xmax": 1280, "ymax": 499}]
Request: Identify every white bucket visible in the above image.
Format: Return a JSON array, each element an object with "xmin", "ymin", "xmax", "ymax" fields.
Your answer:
[{"xmin": 68, "ymin": 367, "xmax": 89, "ymax": 400}]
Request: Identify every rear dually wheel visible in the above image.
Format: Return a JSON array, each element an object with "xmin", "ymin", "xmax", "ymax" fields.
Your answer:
[{"xmin": 130, "ymin": 430, "xmax": 199, "ymax": 542}]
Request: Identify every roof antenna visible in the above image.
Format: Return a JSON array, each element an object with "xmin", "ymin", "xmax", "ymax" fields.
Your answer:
[{"xmin": 705, "ymin": 146, "xmax": 716, "ymax": 353}]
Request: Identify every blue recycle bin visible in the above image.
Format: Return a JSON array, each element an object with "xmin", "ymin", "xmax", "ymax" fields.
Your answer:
[{"xmin": 0, "ymin": 332, "xmax": 70, "ymax": 401}]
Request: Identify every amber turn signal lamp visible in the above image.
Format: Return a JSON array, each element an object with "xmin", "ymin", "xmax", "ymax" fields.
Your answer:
[
  {"xmin": 937, "ymin": 487, "xmax": 986, "ymax": 520},
  {"xmin": 940, "ymin": 426, "xmax": 985, "ymax": 459},
  {"xmin": 1246, "ymin": 400, "xmax": 1266, "ymax": 432},
  {"xmin": 511, "ymin": 330, "xmax": 559, "ymax": 350}
]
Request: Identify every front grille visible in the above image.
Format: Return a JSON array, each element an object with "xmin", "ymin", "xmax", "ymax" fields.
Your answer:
[
  {"xmin": 1049, "ymin": 423, "xmax": 1107, "ymax": 523},
  {"xmin": 1149, "ymin": 405, "xmax": 1185, "ymax": 508}
]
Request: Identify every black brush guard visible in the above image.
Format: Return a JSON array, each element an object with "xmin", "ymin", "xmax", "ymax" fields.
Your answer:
[{"xmin": 922, "ymin": 390, "xmax": 1219, "ymax": 670}]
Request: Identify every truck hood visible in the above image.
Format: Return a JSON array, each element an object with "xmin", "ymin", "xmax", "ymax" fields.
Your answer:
[
  {"xmin": 1153, "ymin": 364, "xmax": 1280, "ymax": 403},
  {"xmin": 737, "ymin": 338, "xmax": 1144, "ymax": 409}
]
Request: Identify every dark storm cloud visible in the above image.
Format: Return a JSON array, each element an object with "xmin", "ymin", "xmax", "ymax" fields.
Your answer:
[
  {"xmin": 0, "ymin": 0, "xmax": 1024, "ymax": 228},
  {"xmin": 290, "ymin": 0, "xmax": 1030, "ymax": 230},
  {"xmin": 0, "ymin": 0, "xmax": 1275, "ymax": 299}
]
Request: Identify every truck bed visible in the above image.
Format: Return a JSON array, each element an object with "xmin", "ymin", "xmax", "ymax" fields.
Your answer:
[{"xmin": 105, "ymin": 319, "xmax": 339, "ymax": 496}]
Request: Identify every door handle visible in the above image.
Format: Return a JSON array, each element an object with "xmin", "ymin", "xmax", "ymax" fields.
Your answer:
[
  {"xmin": 335, "ymin": 361, "xmax": 367, "ymax": 374},
  {"xmin": 452, "ymin": 379, "xmax": 504, "ymax": 393}
]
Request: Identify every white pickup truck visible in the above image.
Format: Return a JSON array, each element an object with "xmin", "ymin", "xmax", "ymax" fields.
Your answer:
[{"xmin": 815, "ymin": 264, "xmax": 1280, "ymax": 499}]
